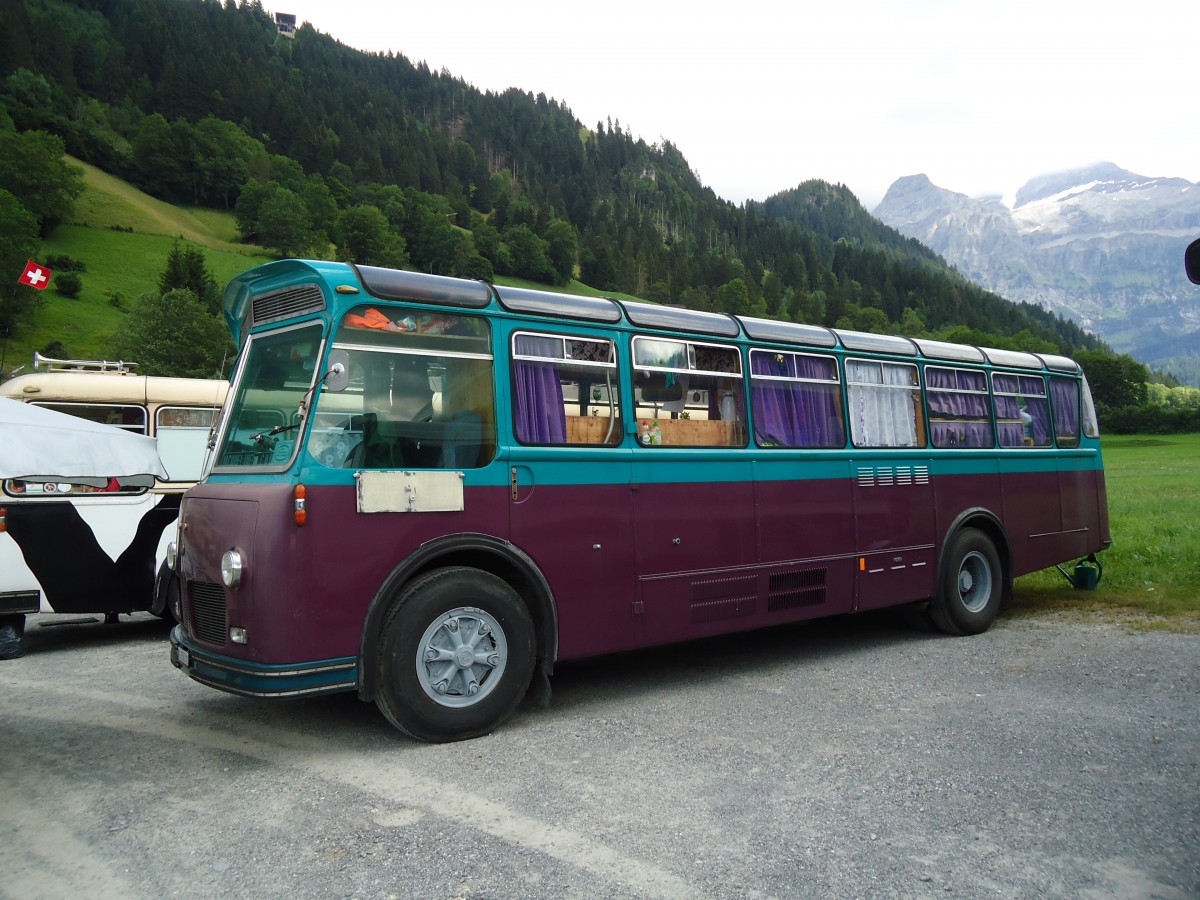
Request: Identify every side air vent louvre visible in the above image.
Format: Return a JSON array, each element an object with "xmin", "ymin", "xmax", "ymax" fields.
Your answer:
[
  {"xmin": 691, "ymin": 575, "xmax": 756, "ymax": 623},
  {"xmin": 768, "ymin": 568, "xmax": 827, "ymax": 612},
  {"xmin": 252, "ymin": 284, "xmax": 325, "ymax": 327}
]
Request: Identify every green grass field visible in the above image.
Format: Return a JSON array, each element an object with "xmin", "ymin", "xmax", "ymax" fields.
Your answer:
[{"xmin": 1013, "ymin": 433, "xmax": 1200, "ymax": 630}]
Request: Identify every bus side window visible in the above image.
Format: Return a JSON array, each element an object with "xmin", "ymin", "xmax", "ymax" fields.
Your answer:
[
  {"xmin": 156, "ymin": 406, "xmax": 219, "ymax": 481},
  {"xmin": 846, "ymin": 359, "xmax": 923, "ymax": 448},
  {"xmin": 925, "ymin": 367, "xmax": 993, "ymax": 449},
  {"xmin": 1049, "ymin": 377, "xmax": 1081, "ymax": 448},
  {"xmin": 631, "ymin": 337, "xmax": 744, "ymax": 447},
  {"xmin": 512, "ymin": 333, "xmax": 621, "ymax": 446},
  {"xmin": 993, "ymin": 374, "xmax": 1051, "ymax": 448},
  {"xmin": 749, "ymin": 350, "xmax": 844, "ymax": 449},
  {"xmin": 332, "ymin": 341, "xmax": 496, "ymax": 469}
]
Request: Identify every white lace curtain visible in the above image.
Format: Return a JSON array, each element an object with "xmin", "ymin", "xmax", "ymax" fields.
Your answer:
[{"xmin": 846, "ymin": 360, "xmax": 919, "ymax": 447}]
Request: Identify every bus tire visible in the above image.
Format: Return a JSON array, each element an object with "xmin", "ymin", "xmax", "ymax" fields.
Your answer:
[
  {"xmin": 375, "ymin": 567, "xmax": 535, "ymax": 743},
  {"xmin": 151, "ymin": 560, "xmax": 179, "ymax": 624},
  {"xmin": 930, "ymin": 528, "xmax": 1003, "ymax": 636}
]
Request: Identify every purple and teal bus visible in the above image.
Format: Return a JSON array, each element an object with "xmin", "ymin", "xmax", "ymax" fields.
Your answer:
[{"xmin": 169, "ymin": 260, "xmax": 1110, "ymax": 742}]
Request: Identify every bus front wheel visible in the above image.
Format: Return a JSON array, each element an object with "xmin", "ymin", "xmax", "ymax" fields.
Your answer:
[
  {"xmin": 151, "ymin": 560, "xmax": 179, "ymax": 624},
  {"xmin": 931, "ymin": 528, "xmax": 1003, "ymax": 636},
  {"xmin": 375, "ymin": 567, "xmax": 535, "ymax": 743}
]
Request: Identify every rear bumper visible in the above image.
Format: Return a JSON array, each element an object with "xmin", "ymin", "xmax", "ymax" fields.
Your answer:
[{"xmin": 170, "ymin": 627, "xmax": 358, "ymax": 698}]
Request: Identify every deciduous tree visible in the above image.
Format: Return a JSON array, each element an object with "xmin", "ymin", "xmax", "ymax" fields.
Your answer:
[
  {"xmin": 0, "ymin": 130, "xmax": 83, "ymax": 235},
  {"xmin": 106, "ymin": 288, "xmax": 232, "ymax": 378},
  {"xmin": 0, "ymin": 188, "xmax": 42, "ymax": 336}
]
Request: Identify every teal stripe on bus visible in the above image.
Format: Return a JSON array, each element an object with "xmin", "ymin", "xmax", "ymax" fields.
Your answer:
[{"xmin": 209, "ymin": 446, "xmax": 1103, "ymax": 490}]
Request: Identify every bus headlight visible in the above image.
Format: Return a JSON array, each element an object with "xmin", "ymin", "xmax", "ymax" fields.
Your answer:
[
  {"xmin": 166, "ymin": 540, "xmax": 178, "ymax": 571},
  {"xmin": 220, "ymin": 549, "xmax": 245, "ymax": 588}
]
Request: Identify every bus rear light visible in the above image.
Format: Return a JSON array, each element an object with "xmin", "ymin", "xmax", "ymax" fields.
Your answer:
[
  {"xmin": 294, "ymin": 483, "xmax": 307, "ymax": 527},
  {"xmin": 0, "ymin": 507, "xmax": 6, "ymax": 533}
]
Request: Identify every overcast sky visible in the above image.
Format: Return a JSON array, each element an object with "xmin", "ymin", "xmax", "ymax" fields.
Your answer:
[{"xmin": 271, "ymin": 0, "xmax": 1197, "ymax": 211}]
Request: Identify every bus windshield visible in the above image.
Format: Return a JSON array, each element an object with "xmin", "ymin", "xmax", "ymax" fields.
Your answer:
[
  {"xmin": 312, "ymin": 305, "xmax": 495, "ymax": 470},
  {"xmin": 215, "ymin": 323, "xmax": 323, "ymax": 469}
]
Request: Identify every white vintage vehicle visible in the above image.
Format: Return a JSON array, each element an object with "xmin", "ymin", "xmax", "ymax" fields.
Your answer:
[{"xmin": 0, "ymin": 356, "xmax": 227, "ymax": 658}]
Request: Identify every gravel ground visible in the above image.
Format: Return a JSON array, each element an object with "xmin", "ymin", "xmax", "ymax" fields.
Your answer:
[{"xmin": 1, "ymin": 609, "xmax": 1197, "ymax": 899}]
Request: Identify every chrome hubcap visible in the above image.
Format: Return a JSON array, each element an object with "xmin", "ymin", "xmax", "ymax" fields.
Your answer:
[
  {"xmin": 957, "ymin": 551, "xmax": 993, "ymax": 614},
  {"xmin": 416, "ymin": 607, "xmax": 507, "ymax": 708}
]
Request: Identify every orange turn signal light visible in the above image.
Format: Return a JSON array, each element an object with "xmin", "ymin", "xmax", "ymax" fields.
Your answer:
[{"xmin": 293, "ymin": 484, "xmax": 307, "ymax": 527}]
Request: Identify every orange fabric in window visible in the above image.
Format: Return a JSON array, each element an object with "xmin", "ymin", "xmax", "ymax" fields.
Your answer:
[{"xmin": 343, "ymin": 308, "xmax": 393, "ymax": 330}]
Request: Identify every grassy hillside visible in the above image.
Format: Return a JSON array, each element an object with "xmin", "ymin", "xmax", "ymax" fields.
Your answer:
[
  {"xmin": 5, "ymin": 160, "xmax": 637, "ymax": 374},
  {"xmin": 5, "ymin": 159, "xmax": 271, "ymax": 372}
]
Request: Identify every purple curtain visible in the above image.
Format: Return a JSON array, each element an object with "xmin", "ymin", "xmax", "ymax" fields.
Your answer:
[
  {"xmin": 750, "ymin": 353, "xmax": 844, "ymax": 448},
  {"xmin": 995, "ymin": 390, "xmax": 1024, "ymax": 448},
  {"xmin": 926, "ymin": 369, "xmax": 991, "ymax": 418},
  {"xmin": 931, "ymin": 422, "xmax": 993, "ymax": 448},
  {"xmin": 513, "ymin": 336, "xmax": 566, "ymax": 443},
  {"xmin": 994, "ymin": 375, "xmax": 1050, "ymax": 447},
  {"xmin": 1050, "ymin": 378, "xmax": 1080, "ymax": 443},
  {"xmin": 927, "ymin": 368, "xmax": 992, "ymax": 447},
  {"xmin": 1021, "ymin": 376, "xmax": 1051, "ymax": 445}
]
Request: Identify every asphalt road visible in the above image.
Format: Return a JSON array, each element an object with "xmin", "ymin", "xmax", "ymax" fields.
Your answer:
[{"xmin": 2, "ymin": 609, "xmax": 1197, "ymax": 899}]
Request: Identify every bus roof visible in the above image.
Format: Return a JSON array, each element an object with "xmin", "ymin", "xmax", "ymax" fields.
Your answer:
[{"xmin": 222, "ymin": 260, "xmax": 1082, "ymax": 377}]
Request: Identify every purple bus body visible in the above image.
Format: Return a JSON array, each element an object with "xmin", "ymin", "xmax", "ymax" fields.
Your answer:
[{"xmin": 178, "ymin": 460, "xmax": 1109, "ymax": 670}]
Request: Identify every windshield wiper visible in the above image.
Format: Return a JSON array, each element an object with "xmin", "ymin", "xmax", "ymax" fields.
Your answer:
[{"xmin": 249, "ymin": 422, "xmax": 301, "ymax": 443}]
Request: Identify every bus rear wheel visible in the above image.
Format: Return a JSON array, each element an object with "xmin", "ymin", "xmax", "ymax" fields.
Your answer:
[
  {"xmin": 375, "ymin": 567, "xmax": 535, "ymax": 743},
  {"xmin": 930, "ymin": 528, "xmax": 1003, "ymax": 636}
]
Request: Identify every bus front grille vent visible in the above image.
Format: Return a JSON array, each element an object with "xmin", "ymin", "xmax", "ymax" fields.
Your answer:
[
  {"xmin": 188, "ymin": 580, "xmax": 227, "ymax": 646},
  {"xmin": 690, "ymin": 575, "xmax": 756, "ymax": 623},
  {"xmin": 768, "ymin": 568, "xmax": 827, "ymax": 612},
  {"xmin": 252, "ymin": 284, "xmax": 325, "ymax": 327}
]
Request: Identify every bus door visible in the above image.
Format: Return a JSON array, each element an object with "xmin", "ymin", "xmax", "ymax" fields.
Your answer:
[
  {"xmin": 852, "ymin": 455, "xmax": 937, "ymax": 609},
  {"xmin": 1051, "ymin": 378, "xmax": 1099, "ymax": 559},
  {"xmin": 845, "ymin": 359, "xmax": 937, "ymax": 610},
  {"xmin": 506, "ymin": 332, "xmax": 636, "ymax": 660}
]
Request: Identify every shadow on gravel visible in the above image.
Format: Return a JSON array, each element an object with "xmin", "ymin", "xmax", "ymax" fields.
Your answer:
[
  {"xmin": 141, "ymin": 608, "xmax": 951, "ymax": 747},
  {"xmin": 17, "ymin": 613, "xmax": 175, "ymax": 656},
  {"xmin": 10, "ymin": 607, "xmax": 954, "ymax": 745},
  {"xmin": 539, "ymin": 608, "xmax": 944, "ymax": 716}
]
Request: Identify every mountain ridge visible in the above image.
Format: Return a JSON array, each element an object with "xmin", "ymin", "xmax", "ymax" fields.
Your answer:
[{"xmin": 873, "ymin": 164, "xmax": 1200, "ymax": 384}]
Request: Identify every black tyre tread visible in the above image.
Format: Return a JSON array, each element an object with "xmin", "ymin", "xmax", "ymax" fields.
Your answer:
[
  {"xmin": 930, "ymin": 528, "xmax": 1003, "ymax": 637},
  {"xmin": 375, "ymin": 566, "xmax": 534, "ymax": 743}
]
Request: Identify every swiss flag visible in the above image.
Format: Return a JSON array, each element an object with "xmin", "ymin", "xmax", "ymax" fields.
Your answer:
[{"xmin": 18, "ymin": 260, "xmax": 52, "ymax": 290}]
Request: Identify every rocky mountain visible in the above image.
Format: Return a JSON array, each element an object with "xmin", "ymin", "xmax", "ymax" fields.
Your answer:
[{"xmin": 873, "ymin": 165, "xmax": 1200, "ymax": 383}]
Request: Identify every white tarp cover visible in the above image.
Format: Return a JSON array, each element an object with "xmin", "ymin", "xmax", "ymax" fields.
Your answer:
[{"xmin": 0, "ymin": 397, "xmax": 169, "ymax": 485}]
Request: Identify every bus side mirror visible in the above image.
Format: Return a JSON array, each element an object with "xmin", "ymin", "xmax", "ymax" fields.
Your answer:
[
  {"xmin": 1186, "ymin": 239, "xmax": 1200, "ymax": 285},
  {"xmin": 324, "ymin": 350, "xmax": 350, "ymax": 392}
]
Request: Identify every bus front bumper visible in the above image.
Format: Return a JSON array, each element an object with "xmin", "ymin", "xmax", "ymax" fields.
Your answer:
[{"xmin": 170, "ymin": 627, "xmax": 358, "ymax": 698}]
